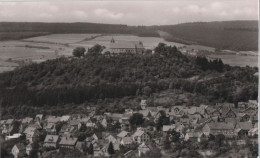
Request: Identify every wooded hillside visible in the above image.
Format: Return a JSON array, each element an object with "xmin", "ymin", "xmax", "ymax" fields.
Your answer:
[{"xmin": 0, "ymin": 44, "xmax": 257, "ymax": 109}]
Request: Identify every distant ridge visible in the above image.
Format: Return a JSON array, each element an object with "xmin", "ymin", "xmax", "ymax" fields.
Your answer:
[{"xmin": 0, "ymin": 20, "xmax": 258, "ymax": 51}]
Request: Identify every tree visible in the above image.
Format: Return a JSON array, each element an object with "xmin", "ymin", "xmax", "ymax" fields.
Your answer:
[
  {"xmin": 142, "ymin": 86, "xmax": 152, "ymax": 96},
  {"xmin": 88, "ymin": 143, "xmax": 94, "ymax": 155},
  {"xmin": 29, "ymin": 141, "xmax": 39, "ymax": 158},
  {"xmin": 168, "ymin": 129, "xmax": 180, "ymax": 143},
  {"xmin": 129, "ymin": 113, "xmax": 144, "ymax": 127},
  {"xmin": 10, "ymin": 121, "xmax": 20, "ymax": 135},
  {"xmin": 73, "ymin": 47, "xmax": 86, "ymax": 57},
  {"xmin": 164, "ymin": 133, "xmax": 171, "ymax": 149},
  {"xmin": 87, "ymin": 44, "xmax": 104, "ymax": 55},
  {"xmin": 108, "ymin": 142, "xmax": 115, "ymax": 155},
  {"xmin": 156, "ymin": 111, "xmax": 169, "ymax": 131}
]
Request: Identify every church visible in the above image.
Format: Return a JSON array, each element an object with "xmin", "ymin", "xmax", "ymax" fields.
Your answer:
[{"xmin": 102, "ymin": 38, "xmax": 145, "ymax": 54}]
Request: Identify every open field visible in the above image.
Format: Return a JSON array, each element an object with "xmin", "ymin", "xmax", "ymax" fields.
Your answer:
[
  {"xmin": 0, "ymin": 33, "xmax": 257, "ymax": 74},
  {"xmin": 24, "ymin": 33, "xmax": 101, "ymax": 44},
  {"xmin": 209, "ymin": 54, "xmax": 258, "ymax": 67},
  {"xmin": 73, "ymin": 34, "xmax": 184, "ymax": 49}
]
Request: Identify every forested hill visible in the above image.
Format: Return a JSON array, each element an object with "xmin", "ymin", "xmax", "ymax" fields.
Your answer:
[
  {"xmin": 0, "ymin": 20, "xmax": 258, "ymax": 51},
  {"xmin": 156, "ymin": 20, "xmax": 258, "ymax": 51},
  {"xmin": 0, "ymin": 44, "xmax": 258, "ymax": 108}
]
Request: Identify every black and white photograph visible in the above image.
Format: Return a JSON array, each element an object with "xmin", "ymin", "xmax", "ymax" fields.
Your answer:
[{"xmin": 0, "ymin": 0, "xmax": 258, "ymax": 158}]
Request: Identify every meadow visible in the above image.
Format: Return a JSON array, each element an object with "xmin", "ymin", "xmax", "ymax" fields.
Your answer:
[
  {"xmin": 0, "ymin": 33, "xmax": 257, "ymax": 73},
  {"xmin": 209, "ymin": 54, "xmax": 258, "ymax": 67}
]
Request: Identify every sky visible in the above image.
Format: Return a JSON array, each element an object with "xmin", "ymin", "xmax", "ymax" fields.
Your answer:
[{"xmin": 0, "ymin": 0, "xmax": 258, "ymax": 25}]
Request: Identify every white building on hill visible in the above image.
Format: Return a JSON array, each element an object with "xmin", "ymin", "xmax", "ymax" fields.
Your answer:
[{"xmin": 102, "ymin": 38, "xmax": 145, "ymax": 54}]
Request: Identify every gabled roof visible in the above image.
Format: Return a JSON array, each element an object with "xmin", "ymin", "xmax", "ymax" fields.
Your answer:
[
  {"xmin": 44, "ymin": 135, "xmax": 59, "ymax": 143},
  {"xmin": 6, "ymin": 119, "xmax": 14, "ymax": 124},
  {"xmin": 35, "ymin": 114, "xmax": 43, "ymax": 120},
  {"xmin": 59, "ymin": 136, "xmax": 78, "ymax": 146},
  {"xmin": 14, "ymin": 143, "xmax": 26, "ymax": 151},
  {"xmin": 22, "ymin": 117, "xmax": 33, "ymax": 124},
  {"xmin": 117, "ymin": 131, "xmax": 129, "ymax": 138},
  {"xmin": 47, "ymin": 116, "xmax": 60, "ymax": 123},
  {"xmin": 163, "ymin": 125, "xmax": 176, "ymax": 132},
  {"xmin": 110, "ymin": 41, "xmax": 144, "ymax": 49},
  {"xmin": 236, "ymin": 122, "xmax": 253, "ymax": 130},
  {"xmin": 60, "ymin": 115, "xmax": 70, "ymax": 122},
  {"xmin": 186, "ymin": 132, "xmax": 203, "ymax": 138},
  {"xmin": 69, "ymin": 119, "xmax": 81, "ymax": 126},
  {"xmin": 23, "ymin": 127, "xmax": 36, "ymax": 134},
  {"xmin": 132, "ymin": 130, "xmax": 147, "ymax": 137},
  {"xmin": 207, "ymin": 122, "xmax": 235, "ymax": 130},
  {"xmin": 121, "ymin": 137, "xmax": 133, "ymax": 143}
]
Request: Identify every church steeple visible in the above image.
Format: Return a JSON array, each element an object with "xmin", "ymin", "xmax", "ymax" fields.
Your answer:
[{"xmin": 110, "ymin": 37, "xmax": 115, "ymax": 43}]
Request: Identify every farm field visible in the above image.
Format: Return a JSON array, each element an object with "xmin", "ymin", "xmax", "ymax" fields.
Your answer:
[
  {"xmin": 208, "ymin": 54, "xmax": 258, "ymax": 67},
  {"xmin": 0, "ymin": 33, "xmax": 257, "ymax": 73},
  {"xmin": 24, "ymin": 33, "xmax": 101, "ymax": 44},
  {"xmin": 75, "ymin": 34, "xmax": 184, "ymax": 49}
]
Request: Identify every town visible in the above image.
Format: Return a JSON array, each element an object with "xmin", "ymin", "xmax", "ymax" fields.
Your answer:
[{"xmin": 1, "ymin": 99, "xmax": 258, "ymax": 158}]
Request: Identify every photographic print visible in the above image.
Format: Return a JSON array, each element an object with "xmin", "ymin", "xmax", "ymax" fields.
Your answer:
[{"xmin": 0, "ymin": 0, "xmax": 258, "ymax": 158}]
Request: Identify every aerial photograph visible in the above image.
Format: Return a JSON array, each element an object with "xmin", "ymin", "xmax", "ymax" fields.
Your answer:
[{"xmin": 0, "ymin": 0, "xmax": 258, "ymax": 158}]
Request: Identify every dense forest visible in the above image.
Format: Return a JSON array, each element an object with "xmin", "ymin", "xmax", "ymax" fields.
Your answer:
[
  {"xmin": 0, "ymin": 44, "xmax": 258, "ymax": 113},
  {"xmin": 157, "ymin": 21, "xmax": 258, "ymax": 51},
  {"xmin": 0, "ymin": 20, "xmax": 258, "ymax": 51}
]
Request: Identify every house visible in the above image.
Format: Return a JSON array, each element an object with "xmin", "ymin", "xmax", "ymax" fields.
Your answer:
[
  {"xmin": 138, "ymin": 143, "xmax": 150, "ymax": 157},
  {"xmin": 28, "ymin": 122, "xmax": 42, "ymax": 130},
  {"xmin": 69, "ymin": 119, "xmax": 82, "ymax": 130},
  {"xmin": 22, "ymin": 117, "xmax": 33, "ymax": 124},
  {"xmin": 75, "ymin": 141, "xmax": 84, "ymax": 152},
  {"xmin": 102, "ymin": 38, "xmax": 145, "ymax": 55},
  {"xmin": 105, "ymin": 134, "xmax": 117, "ymax": 143},
  {"xmin": 124, "ymin": 150, "xmax": 138, "ymax": 158},
  {"xmin": 60, "ymin": 115, "xmax": 70, "ymax": 122},
  {"xmin": 117, "ymin": 131, "xmax": 130, "ymax": 139},
  {"xmin": 202, "ymin": 122, "xmax": 235, "ymax": 137},
  {"xmin": 235, "ymin": 122, "xmax": 253, "ymax": 136},
  {"xmin": 140, "ymin": 100, "xmax": 147, "ymax": 110},
  {"xmin": 92, "ymin": 132, "xmax": 103, "ymax": 141},
  {"xmin": 221, "ymin": 108, "xmax": 237, "ymax": 118},
  {"xmin": 26, "ymin": 130, "xmax": 40, "ymax": 143},
  {"xmin": 86, "ymin": 119, "xmax": 96, "ymax": 128},
  {"xmin": 2, "ymin": 119, "xmax": 14, "ymax": 134},
  {"xmin": 26, "ymin": 144, "xmax": 32, "ymax": 155},
  {"xmin": 6, "ymin": 133, "xmax": 22, "ymax": 140},
  {"xmin": 242, "ymin": 107, "xmax": 256, "ymax": 115},
  {"xmin": 125, "ymin": 108, "xmax": 134, "ymax": 114},
  {"xmin": 101, "ymin": 118, "xmax": 108, "ymax": 128},
  {"xmin": 23, "ymin": 126, "xmax": 37, "ymax": 135},
  {"xmin": 248, "ymin": 100, "xmax": 258, "ymax": 109},
  {"xmin": 120, "ymin": 137, "xmax": 133, "ymax": 146},
  {"xmin": 184, "ymin": 132, "xmax": 204, "ymax": 142},
  {"xmin": 162, "ymin": 125, "xmax": 176, "ymax": 133},
  {"xmin": 175, "ymin": 123, "xmax": 185, "ymax": 133},
  {"xmin": 44, "ymin": 135, "xmax": 60, "ymax": 148},
  {"xmin": 248, "ymin": 128, "xmax": 258, "ymax": 137},
  {"xmin": 46, "ymin": 116, "xmax": 60, "ymax": 124},
  {"xmin": 237, "ymin": 102, "xmax": 248, "ymax": 110},
  {"xmin": 12, "ymin": 143, "xmax": 26, "ymax": 158},
  {"xmin": 59, "ymin": 136, "xmax": 78, "ymax": 149},
  {"xmin": 238, "ymin": 113, "xmax": 251, "ymax": 122},
  {"xmin": 132, "ymin": 130, "xmax": 150, "ymax": 144},
  {"xmin": 121, "ymin": 118, "xmax": 130, "ymax": 130},
  {"xmin": 59, "ymin": 124, "xmax": 75, "ymax": 136},
  {"xmin": 45, "ymin": 123, "xmax": 56, "ymax": 134},
  {"xmin": 35, "ymin": 114, "xmax": 44, "ymax": 122},
  {"xmin": 171, "ymin": 106, "xmax": 184, "ymax": 114}
]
